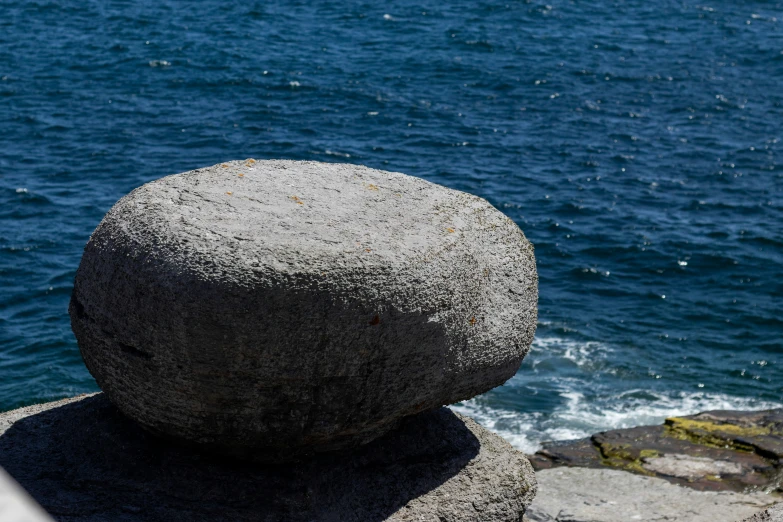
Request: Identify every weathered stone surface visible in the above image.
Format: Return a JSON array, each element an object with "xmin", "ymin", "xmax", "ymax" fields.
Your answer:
[
  {"xmin": 740, "ymin": 503, "xmax": 783, "ymax": 522},
  {"xmin": 641, "ymin": 453, "xmax": 743, "ymax": 479},
  {"xmin": 529, "ymin": 408, "xmax": 783, "ymax": 492},
  {"xmin": 0, "ymin": 394, "xmax": 537, "ymax": 522},
  {"xmin": 525, "ymin": 467, "xmax": 775, "ymax": 522},
  {"xmin": 69, "ymin": 160, "xmax": 537, "ymax": 459}
]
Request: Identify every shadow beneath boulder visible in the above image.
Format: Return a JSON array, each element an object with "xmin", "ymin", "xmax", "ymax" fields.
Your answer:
[{"xmin": 0, "ymin": 394, "xmax": 481, "ymax": 521}]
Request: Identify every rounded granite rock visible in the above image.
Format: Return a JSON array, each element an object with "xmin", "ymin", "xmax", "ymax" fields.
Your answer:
[{"xmin": 69, "ymin": 160, "xmax": 537, "ymax": 459}]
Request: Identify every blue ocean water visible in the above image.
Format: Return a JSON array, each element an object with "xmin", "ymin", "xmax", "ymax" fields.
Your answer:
[{"xmin": 1, "ymin": 0, "xmax": 782, "ymax": 452}]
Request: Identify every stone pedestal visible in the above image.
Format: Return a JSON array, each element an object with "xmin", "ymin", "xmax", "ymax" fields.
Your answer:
[{"xmin": 0, "ymin": 394, "xmax": 536, "ymax": 521}]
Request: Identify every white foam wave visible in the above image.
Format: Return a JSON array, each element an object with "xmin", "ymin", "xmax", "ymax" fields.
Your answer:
[
  {"xmin": 324, "ymin": 149, "xmax": 351, "ymax": 158},
  {"xmin": 529, "ymin": 336, "xmax": 611, "ymax": 368},
  {"xmin": 452, "ymin": 389, "xmax": 782, "ymax": 454},
  {"xmin": 451, "ymin": 336, "xmax": 782, "ymax": 454}
]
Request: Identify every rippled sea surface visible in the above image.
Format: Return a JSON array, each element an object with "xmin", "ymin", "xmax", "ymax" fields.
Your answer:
[{"xmin": 2, "ymin": 0, "xmax": 782, "ymax": 451}]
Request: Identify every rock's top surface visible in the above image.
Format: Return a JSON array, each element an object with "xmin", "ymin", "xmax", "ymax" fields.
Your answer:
[
  {"xmin": 0, "ymin": 394, "xmax": 536, "ymax": 522},
  {"xmin": 741, "ymin": 503, "xmax": 783, "ymax": 522},
  {"xmin": 70, "ymin": 160, "xmax": 537, "ymax": 459},
  {"xmin": 529, "ymin": 408, "xmax": 783, "ymax": 493},
  {"xmin": 86, "ymin": 159, "xmax": 534, "ymax": 282},
  {"xmin": 525, "ymin": 467, "xmax": 773, "ymax": 522}
]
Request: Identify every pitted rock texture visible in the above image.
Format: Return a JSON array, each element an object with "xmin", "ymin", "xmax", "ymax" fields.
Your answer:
[
  {"xmin": 741, "ymin": 503, "xmax": 783, "ymax": 522},
  {"xmin": 69, "ymin": 160, "xmax": 538, "ymax": 459},
  {"xmin": 0, "ymin": 394, "xmax": 537, "ymax": 522},
  {"xmin": 524, "ymin": 467, "xmax": 773, "ymax": 522}
]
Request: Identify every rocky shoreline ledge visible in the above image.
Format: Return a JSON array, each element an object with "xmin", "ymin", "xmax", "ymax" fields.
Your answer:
[
  {"xmin": 529, "ymin": 408, "xmax": 783, "ymax": 492},
  {"xmin": 0, "ymin": 393, "xmax": 534, "ymax": 521},
  {"xmin": 525, "ymin": 408, "xmax": 783, "ymax": 521}
]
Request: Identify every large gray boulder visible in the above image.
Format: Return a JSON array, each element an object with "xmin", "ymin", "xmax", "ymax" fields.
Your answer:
[
  {"xmin": 70, "ymin": 160, "xmax": 537, "ymax": 459},
  {"xmin": 0, "ymin": 394, "xmax": 537, "ymax": 522}
]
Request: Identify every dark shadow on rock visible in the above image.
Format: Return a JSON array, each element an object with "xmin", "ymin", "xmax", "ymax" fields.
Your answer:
[{"xmin": 0, "ymin": 394, "xmax": 480, "ymax": 521}]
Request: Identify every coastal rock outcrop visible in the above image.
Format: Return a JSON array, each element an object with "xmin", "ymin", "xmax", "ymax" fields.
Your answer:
[
  {"xmin": 0, "ymin": 394, "xmax": 536, "ymax": 522},
  {"xmin": 524, "ymin": 467, "xmax": 772, "ymax": 522},
  {"xmin": 69, "ymin": 159, "xmax": 537, "ymax": 459},
  {"xmin": 529, "ymin": 408, "xmax": 783, "ymax": 493}
]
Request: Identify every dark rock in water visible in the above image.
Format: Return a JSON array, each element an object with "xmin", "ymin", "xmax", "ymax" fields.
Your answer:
[
  {"xmin": 69, "ymin": 160, "xmax": 538, "ymax": 460},
  {"xmin": 0, "ymin": 394, "xmax": 536, "ymax": 522},
  {"xmin": 741, "ymin": 502, "xmax": 783, "ymax": 522},
  {"xmin": 529, "ymin": 408, "xmax": 783, "ymax": 493}
]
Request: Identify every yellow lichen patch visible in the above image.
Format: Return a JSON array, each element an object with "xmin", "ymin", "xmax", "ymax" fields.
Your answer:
[
  {"xmin": 365, "ymin": 248, "xmax": 372, "ymax": 253},
  {"xmin": 597, "ymin": 442, "xmax": 655, "ymax": 476},
  {"xmin": 469, "ymin": 317, "xmax": 477, "ymax": 325},
  {"xmin": 639, "ymin": 449, "xmax": 660, "ymax": 459},
  {"xmin": 226, "ymin": 192, "xmax": 233, "ymax": 196},
  {"xmin": 600, "ymin": 454, "xmax": 654, "ymax": 476},
  {"xmin": 666, "ymin": 417, "xmax": 772, "ymax": 445},
  {"xmin": 290, "ymin": 196, "xmax": 304, "ymax": 205},
  {"xmin": 666, "ymin": 418, "xmax": 772, "ymax": 437},
  {"xmin": 446, "ymin": 227, "xmax": 455, "ymax": 233},
  {"xmin": 367, "ymin": 183, "xmax": 379, "ymax": 191},
  {"xmin": 238, "ymin": 173, "xmax": 245, "ymax": 177},
  {"xmin": 245, "ymin": 158, "xmax": 256, "ymax": 165},
  {"xmin": 599, "ymin": 442, "xmax": 633, "ymax": 460},
  {"xmin": 664, "ymin": 417, "xmax": 775, "ymax": 452},
  {"xmin": 221, "ymin": 163, "xmax": 229, "ymax": 168}
]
